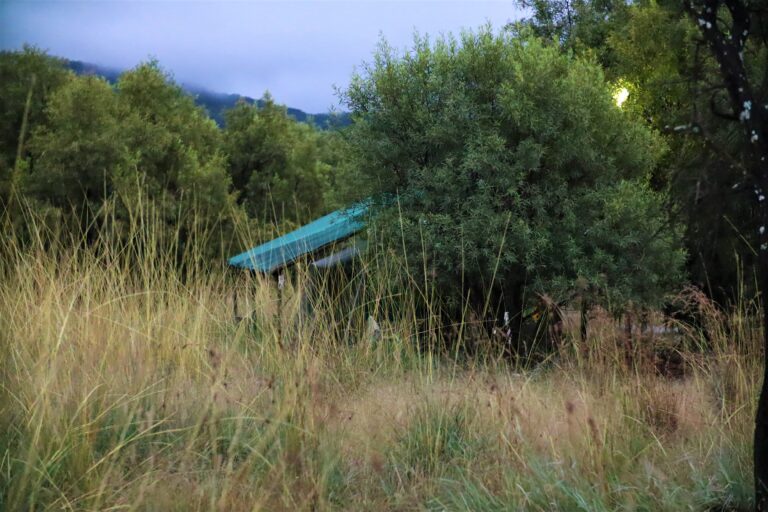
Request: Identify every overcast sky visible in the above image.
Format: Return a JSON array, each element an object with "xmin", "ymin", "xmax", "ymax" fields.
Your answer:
[{"xmin": 1, "ymin": 1, "xmax": 523, "ymax": 113}]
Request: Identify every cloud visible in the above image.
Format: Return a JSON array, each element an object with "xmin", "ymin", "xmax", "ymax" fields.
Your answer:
[{"xmin": 1, "ymin": 1, "xmax": 521, "ymax": 112}]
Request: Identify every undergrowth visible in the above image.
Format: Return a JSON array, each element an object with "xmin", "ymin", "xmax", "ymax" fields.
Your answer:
[{"xmin": 0, "ymin": 206, "xmax": 759, "ymax": 511}]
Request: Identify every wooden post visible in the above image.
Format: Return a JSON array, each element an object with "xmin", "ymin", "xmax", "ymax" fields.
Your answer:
[
  {"xmin": 623, "ymin": 311, "xmax": 633, "ymax": 368},
  {"xmin": 277, "ymin": 272, "xmax": 285, "ymax": 346},
  {"xmin": 232, "ymin": 285, "xmax": 239, "ymax": 322}
]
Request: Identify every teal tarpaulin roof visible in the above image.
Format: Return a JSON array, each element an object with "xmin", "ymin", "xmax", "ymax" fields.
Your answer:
[{"xmin": 228, "ymin": 203, "xmax": 368, "ymax": 273}]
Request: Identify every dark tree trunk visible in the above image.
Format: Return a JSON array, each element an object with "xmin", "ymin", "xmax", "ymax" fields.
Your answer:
[
  {"xmin": 232, "ymin": 285, "xmax": 239, "ymax": 321},
  {"xmin": 756, "ymin": 181, "xmax": 768, "ymax": 509},
  {"xmin": 682, "ymin": 2, "xmax": 768, "ymax": 508},
  {"xmin": 757, "ymin": 243, "xmax": 768, "ymax": 508},
  {"xmin": 624, "ymin": 312, "xmax": 634, "ymax": 367},
  {"xmin": 580, "ymin": 297, "xmax": 588, "ymax": 343}
]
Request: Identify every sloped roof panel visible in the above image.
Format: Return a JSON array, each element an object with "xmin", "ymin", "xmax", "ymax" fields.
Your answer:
[{"xmin": 228, "ymin": 202, "xmax": 368, "ymax": 273}]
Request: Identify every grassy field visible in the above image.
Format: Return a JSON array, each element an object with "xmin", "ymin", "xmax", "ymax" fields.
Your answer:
[{"xmin": 0, "ymin": 222, "xmax": 760, "ymax": 511}]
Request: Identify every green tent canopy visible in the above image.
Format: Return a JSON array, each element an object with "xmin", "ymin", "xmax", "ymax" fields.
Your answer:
[{"xmin": 228, "ymin": 202, "xmax": 369, "ymax": 273}]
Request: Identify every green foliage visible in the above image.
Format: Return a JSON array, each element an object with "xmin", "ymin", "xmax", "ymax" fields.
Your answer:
[
  {"xmin": 115, "ymin": 62, "xmax": 235, "ymax": 257},
  {"xmin": 0, "ymin": 48, "xmax": 351, "ymax": 261},
  {"xmin": 558, "ymin": 181, "xmax": 685, "ymax": 308},
  {"xmin": 21, "ymin": 61, "xmax": 237, "ymax": 257},
  {"xmin": 517, "ymin": 0, "xmax": 768, "ymax": 302},
  {"xmin": 316, "ymin": 129, "xmax": 359, "ymax": 211},
  {"xmin": 116, "ymin": 61, "xmax": 225, "ymax": 193},
  {"xmin": 608, "ymin": 1, "xmax": 763, "ymax": 302},
  {"xmin": 25, "ymin": 75, "xmax": 125, "ymax": 211},
  {"xmin": 511, "ymin": 0, "xmax": 632, "ymax": 68},
  {"xmin": 343, "ymin": 29, "xmax": 684, "ymax": 319},
  {"xmin": 223, "ymin": 94, "xmax": 329, "ymax": 224},
  {"xmin": 0, "ymin": 46, "xmax": 69, "ymax": 202}
]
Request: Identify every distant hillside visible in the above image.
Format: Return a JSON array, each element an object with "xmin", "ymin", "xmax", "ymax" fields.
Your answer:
[{"xmin": 66, "ymin": 60, "xmax": 351, "ymax": 129}]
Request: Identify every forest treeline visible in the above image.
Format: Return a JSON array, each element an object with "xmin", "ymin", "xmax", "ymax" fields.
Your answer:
[
  {"xmin": 0, "ymin": 49, "xmax": 355, "ymax": 260},
  {"xmin": 1, "ymin": 0, "xmax": 766, "ymax": 322}
]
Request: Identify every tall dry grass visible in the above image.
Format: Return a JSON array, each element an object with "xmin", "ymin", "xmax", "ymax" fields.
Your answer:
[{"xmin": 0, "ymin": 207, "xmax": 760, "ymax": 511}]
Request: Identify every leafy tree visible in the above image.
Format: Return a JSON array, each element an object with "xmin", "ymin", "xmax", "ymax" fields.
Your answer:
[
  {"xmin": 676, "ymin": 0, "xmax": 768, "ymax": 506},
  {"xmin": 223, "ymin": 94, "xmax": 328, "ymax": 223},
  {"xmin": 316, "ymin": 129, "xmax": 360, "ymax": 211},
  {"xmin": 512, "ymin": 0, "xmax": 631, "ymax": 67},
  {"xmin": 117, "ymin": 62, "xmax": 236, "ymax": 258},
  {"xmin": 610, "ymin": 1, "xmax": 764, "ymax": 303},
  {"xmin": 0, "ymin": 46, "xmax": 69, "ymax": 203},
  {"xmin": 515, "ymin": 0, "xmax": 765, "ymax": 303},
  {"xmin": 23, "ymin": 61, "xmax": 237, "ymax": 258},
  {"xmin": 25, "ymin": 75, "xmax": 126, "ymax": 214},
  {"xmin": 518, "ymin": 0, "xmax": 768, "ymax": 503},
  {"xmin": 115, "ymin": 61, "xmax": 226, "ymax": 199},
  {"xmin": 342, "ymin": 29, "xmax": 685, "ymax": 340}
]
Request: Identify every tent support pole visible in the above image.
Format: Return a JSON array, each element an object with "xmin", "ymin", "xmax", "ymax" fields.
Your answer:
[
  {"xmin": 277, "ymin": 272, "xmax": 285, "ymax": 347},
  {"xmin": 344, "ymin": 272, "xmax": 364, "ymax": 344},
  {"xmin": 233, "ymin": 285, "xmax": 239, "ymax": 322}
]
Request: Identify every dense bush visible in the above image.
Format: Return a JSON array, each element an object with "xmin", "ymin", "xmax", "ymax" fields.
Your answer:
[
  {"xmin": 0, "ymin": 46, "xmax": 69, "ymax": 203},
  {"xmin": 513, "ymin": 0, "xmax": 768, "ymax": 303},
  {"xmin": 343, "ymin": 29, "xmax": 685, "ymax": 327},
  {"xmin": 0, "ymin": 48, "xmax": 345, "ymax": 258},
  {"xmin": 223, "ymin": 94, "xmax": 329, "ymax": 223}
]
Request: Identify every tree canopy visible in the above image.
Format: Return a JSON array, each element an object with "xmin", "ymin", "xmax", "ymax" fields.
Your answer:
[
  {"xmin": 515, "ymin": 0, "xmax": 768, "ymax": 303},
  {"xmin": 223, "ymin": 94, "xmax": 330, "ymax": 224},
  {"xmin": 0, "ymin": 49, "xmax": 345, "ymax": 258},
  {"xmin": 0, "ymin": 46, "xmax": 69, "ymax": 203},
  {"xmin": 342, "ymin": 29, "xmax": 685, "ymax": 325}
]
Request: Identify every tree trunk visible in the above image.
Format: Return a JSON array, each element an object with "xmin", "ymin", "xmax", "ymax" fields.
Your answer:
[
  {"xmin": 623, "ymin": 312, "xmax": 634, "ymax": 368},
  {"xmin": 756, "ymin": 182, "xmax": 768, "ymax": 510},
  {"xmin": 681, "ymin": 2, "xmax": 768, "ymax": 507},
  {"xmin": 580, "ymin": 297, "xmax": 588, "ymax": 343}
]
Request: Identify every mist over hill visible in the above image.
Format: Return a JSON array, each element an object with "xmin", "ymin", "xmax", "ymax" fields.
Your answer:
[{"xmin": 66, "ymin": 59, "xmax": 351, "ymax": 129}]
